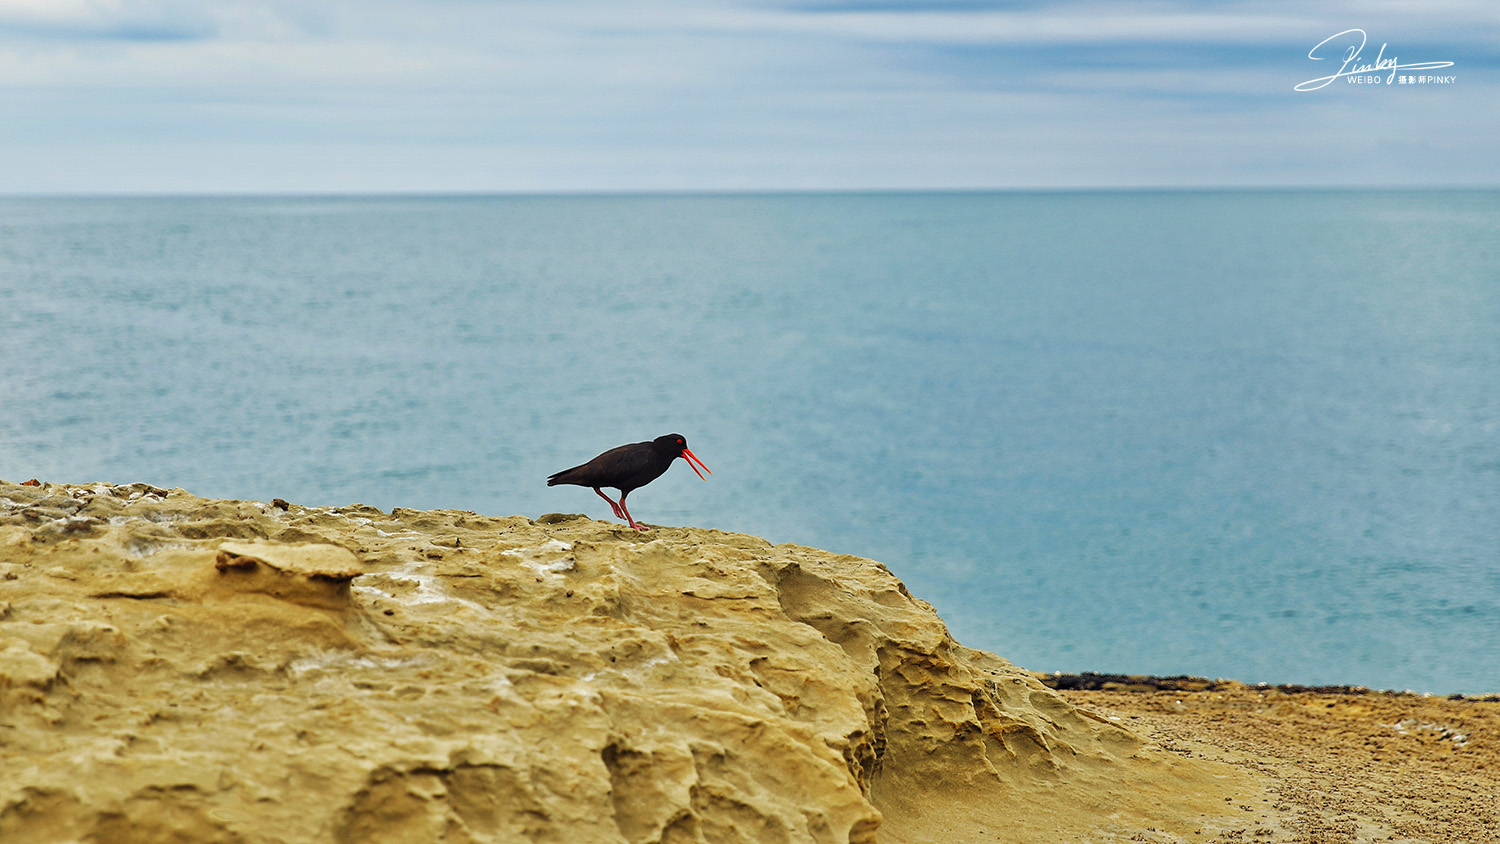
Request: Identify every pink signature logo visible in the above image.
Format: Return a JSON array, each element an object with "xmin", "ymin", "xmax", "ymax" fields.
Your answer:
[{"xmin": 1295, "ymin": 29, "xmax": 1455, "ymax": 91}]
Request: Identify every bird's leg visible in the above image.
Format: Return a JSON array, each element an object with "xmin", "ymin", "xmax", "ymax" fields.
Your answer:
[
  {"xmin": 618, "ymin": 492, "xmax": 648, "ymax": 531},
  {"xmin": 593, "ymin": 488, "xmax": 625, "ymax": 520}
]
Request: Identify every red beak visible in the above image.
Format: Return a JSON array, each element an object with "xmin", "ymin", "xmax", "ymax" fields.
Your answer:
[{"xmin": 680, "ymin": 447, "xmax": 712, "ymax": 481}]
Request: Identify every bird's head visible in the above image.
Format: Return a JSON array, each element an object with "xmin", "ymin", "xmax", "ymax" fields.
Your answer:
[{"xmin": 655, "ymin": 434, "xmax": 712, "ymax": 481}]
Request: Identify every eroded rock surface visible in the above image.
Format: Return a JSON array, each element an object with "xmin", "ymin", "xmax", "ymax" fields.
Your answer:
[{"xmin": 0, "ymin": 480, "xmax": 1259, "ymax": 843}]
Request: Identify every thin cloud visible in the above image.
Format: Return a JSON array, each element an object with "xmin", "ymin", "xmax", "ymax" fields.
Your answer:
[{"xmin": 0, "ymin": 0, "xmax": 216, "ymax": 40}]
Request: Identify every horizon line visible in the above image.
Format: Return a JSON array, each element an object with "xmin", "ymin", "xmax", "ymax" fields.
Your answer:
[{"xmin": 5, "ymin": 183, "xmax": 1499, "ymax": 201}]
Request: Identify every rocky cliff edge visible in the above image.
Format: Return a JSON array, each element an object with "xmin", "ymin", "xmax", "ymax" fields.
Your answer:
[{"xmin": 0, "ymin": 480, "xmax": 1261, "ymax": 843}]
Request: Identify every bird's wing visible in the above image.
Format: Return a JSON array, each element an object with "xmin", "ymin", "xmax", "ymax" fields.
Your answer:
[
  {"xmin": 548, "ymin": 441, "xmax": 654, "ymax": 486},
  {"xmin": 592, "ymin": 441, "xmax": 656, "ymax": 477}
]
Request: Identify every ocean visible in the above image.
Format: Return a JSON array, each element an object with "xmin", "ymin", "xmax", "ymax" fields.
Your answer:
[{"xmin": 2, "ymin": 190, "xmax": 1497, "ymax": 695}]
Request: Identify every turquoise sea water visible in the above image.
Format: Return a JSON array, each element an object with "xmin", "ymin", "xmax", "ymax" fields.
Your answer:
[{"xmin": 2, "ymin": 191, "xmax": 1497, "ymax": 694}]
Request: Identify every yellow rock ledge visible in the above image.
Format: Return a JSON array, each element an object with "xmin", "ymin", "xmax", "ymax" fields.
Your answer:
[{"xmin": 0, "ymin": 480, "xmax": 1262, "ymax": 843}]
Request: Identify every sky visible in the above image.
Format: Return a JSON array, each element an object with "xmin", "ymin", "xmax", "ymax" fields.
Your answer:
[{"xmin": 0, "ymin": 0, "xmax": 1497, "ymax": 193}]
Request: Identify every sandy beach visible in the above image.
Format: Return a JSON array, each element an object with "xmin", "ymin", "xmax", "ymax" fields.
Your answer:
[
  {"xmin": 1, "ymin": 478, "xmax": 1493, "ymax": 843},
  {"xmin": 1045, "ymin": 675, "xmax": 1499, "ymax": 843}
]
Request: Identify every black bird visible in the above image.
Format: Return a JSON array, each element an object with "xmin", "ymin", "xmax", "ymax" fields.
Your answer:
[{"xmin": 547, "ymin": 434, "xmax": 711, "ymax": 531}]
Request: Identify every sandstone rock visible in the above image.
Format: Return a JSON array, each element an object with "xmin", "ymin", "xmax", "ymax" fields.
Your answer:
[{"xmin": 0, "ymin": 480, "xmax": 1262, "ymax": 843}]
